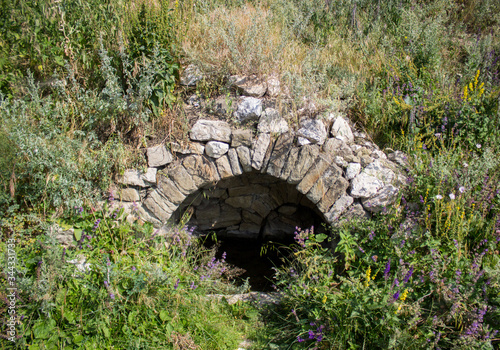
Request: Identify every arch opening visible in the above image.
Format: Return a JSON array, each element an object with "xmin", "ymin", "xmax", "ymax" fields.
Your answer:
[{"xmin": 172, "ymin": 171, "xmax": 328, "ymax": 291}]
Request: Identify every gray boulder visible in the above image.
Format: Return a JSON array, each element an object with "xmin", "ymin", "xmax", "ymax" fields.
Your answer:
[{"xmin": 234, "ymin": 97, "xmax": 263, "ymax": 122}]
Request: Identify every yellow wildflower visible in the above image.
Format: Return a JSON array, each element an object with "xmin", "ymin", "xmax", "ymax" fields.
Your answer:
[
  {"xmin": 469, "ymin": 82, "xmax": 473, "ymax": 92},
  {"xmin": 400, "ymin": 289, "xmax": 409, "ymax": 301},
  {"xmin": 322, "ymin": 295, "xmax": 327, "ymax": 304},
  {"xmin": 474, "ymin": 69, "xmax": 480, "ymax": 88},
  {"xmin": 364, "ymin": 267, "xmax": 371, "ymax": 287}
]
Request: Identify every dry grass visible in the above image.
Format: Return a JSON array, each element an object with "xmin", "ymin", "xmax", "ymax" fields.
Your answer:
[{"xmin": 179, "ymin": 1, "xmax": 387, "ymax": 109}]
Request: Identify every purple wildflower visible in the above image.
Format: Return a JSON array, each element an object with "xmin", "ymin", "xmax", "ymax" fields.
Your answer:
[
  {"xmin": 131, "ymin": 266, "xmax": 136, "ymax": 271},
  {"xmin": 308, "ymin": 330, "xmax": 315, "ymax": 339},
  {"xmin": 174, "ymin": 279, "xmax": 180, "ymax": 290},
  {"xmin": 403, "ymin": 266, "xmax": 414, "ymax": 283},
  {"xmin": 393, "ymin": 291, "xmax": 400, "ymax": 300},
  {"xmin": 109, "ymin": 293, "xmax": 115, "ymax": 299},
  {"xmin": 384, "ymin": 259, "xmax": 391, "ymax": 280},
  {"xmin": 297, "ymin": 336, "xmax": 305, "ymax": 343}
]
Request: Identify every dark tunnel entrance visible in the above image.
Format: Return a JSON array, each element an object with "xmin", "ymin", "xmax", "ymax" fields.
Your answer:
[{"xmin": 172, "ymin": 171, "xmax": 328, "ymax": 291}]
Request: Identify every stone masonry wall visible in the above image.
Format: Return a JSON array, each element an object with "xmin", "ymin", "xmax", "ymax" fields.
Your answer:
[{"xmin": 114, "ymin": 72, "xmax": 408, "ymax": 239}]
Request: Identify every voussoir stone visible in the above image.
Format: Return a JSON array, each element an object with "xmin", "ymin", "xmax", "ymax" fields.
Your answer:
[
  {"xmin": 266, "ymin": 132, "xmax": 294, "ymax": 178},
  {"xmin": 325, "ymin": 194, "xmax": 354, "ymax": 222},
  {"xmin": 279, "ymin": 147, "xmax": 299, "ymax": 181},
  {"xmin": 147, "ymin": 144, "xmax": 173, "ymax": 167},
  {"xmin": 206, "ymin": 141, "xmax": 230, "ymax": 158},
  {"xmin": 316, "ymin": 172, "xmax": 347, "ymax": 212},
  {"xmin": 331, "ymin": 116, "xmax": 354, "ymax": 144},
  {"xmin": 252, "ymin": 133, "xmax": 272, "ymax": 170},
  {"xmin": 258, "ymin": 108, "xmax": 289, "ymax": 134},
  {"xmin": 297, "ymin": 119, "xmax": 327, "ymax": 145},
  {"xmin": 236, "ymin": 146, "xmax": 253, "ymax": 172},
  {"xmin": 156, "ymin": 176, "xmax": 186, "ymax": 205},
  {"xmin": 231, "ymin": 129, "xmax": 253, "ymax": 148},
  {"xmin": 229, "ymin": 75, "xmax": 267, "ymax": 97},
  {"xmin": 234, "ymin": 97, "xmax": 263, "ymax": 122},
  {"xmin": 190, "ymin": 119, "xmax": 232, "ymax": 142},
  {"xmin": 164, "ymin": 165, "xmax": 197, "ymax": 195},
  {"xmin": 216, "ymin": 155, "xmax": 234, "ymax": 179},
  {"xmin": 296, "ymin": 154, "xmax": 332, "ymax": 195},
  {"xmin": 143, "ymin": 190, "xmax": 175, "ymax": 222},
  {"xmin": 182, "ymin": 155, "xmax": 220, "ymax": 188},
  {"xmin": 306, "ymin": 162, "xmax": 343, "ymax": 204},
  {"xmin": 228, "ymin": 148, "xmax": 243, "ymax": 176},
  {"xmin": 288, "ymin": 144, "xmax": 320, "ymax": 184}
]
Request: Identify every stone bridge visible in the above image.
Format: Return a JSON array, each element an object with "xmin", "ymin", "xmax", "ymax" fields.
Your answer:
[{"xmin": 116, "ymin": 107, "xmax": 406, "ymax": 239}]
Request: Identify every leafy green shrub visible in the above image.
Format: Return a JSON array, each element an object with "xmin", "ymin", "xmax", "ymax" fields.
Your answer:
[
  {"xmin": 1, "ymin": 201, "xmax": 249, "ymax": 349},
  {"xmin": 265, "ymin": 213, "xmax": 499, "ymax": 349}
]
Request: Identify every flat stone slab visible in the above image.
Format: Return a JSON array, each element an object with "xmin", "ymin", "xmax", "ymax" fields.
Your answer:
[
  {"xmin": 118, "ymin": 188, "xmax": 140, "ymax": 202},
  {"xmin": 229, "ymin": 75, "xmax": 267, "ymax": 97},
  {"xmin": 190, "ymin": 119, "xmax": 231, "ymax": 142},
  {"xmin": 147, "ymin": 144, "xmax": 173, "ymax": 167},
  {"xmin": 117, "ymin": 168, "xmax": 157, "ymax": 187}
]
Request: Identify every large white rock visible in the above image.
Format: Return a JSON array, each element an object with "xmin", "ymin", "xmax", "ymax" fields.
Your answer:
[
  {"xmin": 296, "ymin": 119, "xmax": 327, "ymax": 145},
  {"xmin": 331, "ymin": 116, "xmax": 354, "ymax": 144},
  {"xmin": 346, "ymin": 163, "xmax": 361, "ymax": 180},
  {"xmin": 205, "ymin": 141, "xmax": 230, "ymax": 158},
  {"xmin": 146, "ymin": 144, "xmax": 173, "ymax": 167},
  {"xmin": 350, "ymin": 173, "xmax": 384, "ymax": 199},
  {"xmin": 362, "ymin": 185, "xmax": 399, "ymax": 212},
  {"xmin": 258, "ymin": 108, "xmax": 289, "ymax": 134},
  {"xmin": 363, "ymin": 159, "xmax": 396, "ymax": 184},
  {"xmin": 190, "ymin": 120, "xmax": 232, "ymax": 142},
  {"xmin": 234, "ymin": 97, "xmax": 263, "ymax": 122}
]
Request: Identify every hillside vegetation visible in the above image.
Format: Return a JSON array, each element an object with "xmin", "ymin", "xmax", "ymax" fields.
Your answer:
[{"xmin": 1, "ymin": 0, "xmax": 499, "ymax": 348}]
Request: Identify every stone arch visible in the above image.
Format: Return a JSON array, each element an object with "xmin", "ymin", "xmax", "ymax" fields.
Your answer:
[{"xmin": 118, "ymin": 118, "xmax": 405, "ymax": 234}]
